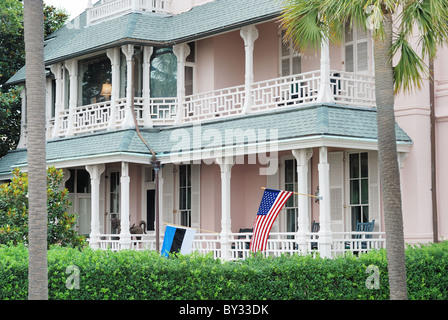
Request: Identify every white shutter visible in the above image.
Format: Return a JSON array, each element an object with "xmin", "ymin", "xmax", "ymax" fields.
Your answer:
[
  {"xmin": 162, "ymin": 164, "xmax": 174, "ymax": 226},
  {"xmin": 191, "ymin": 164, "xmax": 201, "ymax": 230},
  {"xmin": 329, "ymin": 152, "xmax": 344, "ymax": 236},
  {"xmin": 368, "ymin": 151, "xmax": 380, "ymax": 231}
]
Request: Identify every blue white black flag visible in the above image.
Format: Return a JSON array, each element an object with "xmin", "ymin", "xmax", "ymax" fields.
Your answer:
[{"xmin": 161, "ymin": 225, "xmax": 196, "ymax": 257}]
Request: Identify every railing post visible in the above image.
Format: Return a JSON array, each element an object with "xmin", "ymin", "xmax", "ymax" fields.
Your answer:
[
  {"xmin": 316, "ymin": 37, "xmax": 334, "ymax": 103},
  {"xmin": 86, "ymin": 164, "xmax": 105, "ymax": 249},
  {"xmin": 173, "ymin": 43, "xmax": 191, "ymax": 125},
  {"xmin": 292, "ymin": 148, "xmax": 313, "ymax": 254},
  {"xmin": 217, "ymin": 157, "xmax": 235, "ymax": 261},
  {"xmin": 240, "ymin": 25, "xmax": 259, "ymax": 114},
  {"xmin": 318, "ymin": 147, "xmax": 333, "ymax": 258}
]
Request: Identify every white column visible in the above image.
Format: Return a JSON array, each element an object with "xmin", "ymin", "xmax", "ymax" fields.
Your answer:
[
  {"xmin": 50, "ymin": 63, "xmax": 63, "ymax": 139},
  {"xmin": 217, "ymin": 157, "xmax": 234, "ymax": 261},
  {"xmin": 106, "ymin": 47, "xmax": 121, "ymax": 130},
  {"xmin": 64, "ymin": 59, "xmax": 78, "ymax": 136},
  {"xmin": 240, "ymin": 25, "xmax": 259, "ymax": 114},
  {"xmin": 173, "ymin": 43, "xmax": 191, "ymax": 125},
  {"xmin": 121, "ymin": 44, "xmax": 136, "ymax": 128},
  {"xmin": 142, "ymin": 46, "xmax": 154, "ymax": 128},
  {"xmin": 316, "ymin": 37, "xmax": 334, "ymax": 103},
  {"xmin": 120, "ymin": 162, "xmax": 132, "ymax": 249},
  {"xmin": 86, "ymin": 164, "xmax": 105, "ymax": 249},
  {"xmin": 318, "ymin": 147, "xmax": 332, "ymax": 258},
  {"xmin": 292, "ymin": 148, "xmax": 313, "ymax": 253}
]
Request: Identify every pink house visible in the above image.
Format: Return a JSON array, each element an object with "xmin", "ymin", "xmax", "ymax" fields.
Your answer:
[{"xmin": 0, "ymin": 0, "xmax": 445, "ymax": 259}]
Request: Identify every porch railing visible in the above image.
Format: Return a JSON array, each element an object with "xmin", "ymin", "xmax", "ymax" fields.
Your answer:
[
  {"xmin": 87, "ymin": 0, "xmax": 172, "ymax": 25},
  {"xmin": 49, "ymin": 70, "xmax": 376, "ymax": 138},
  {"xmin": 95, "ymin": 230, "xmax": 385, "ymax": 259}
]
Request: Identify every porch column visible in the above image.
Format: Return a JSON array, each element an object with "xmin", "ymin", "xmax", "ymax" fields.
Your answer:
[
  {"xmin": 217, "ymin": 157, "xmax": 235, "ymax": 261},
  {"xmin": 173, "ymin": 43, "xmax": 191, "ymax": 125},
  {"xmin": 142, "ymin": 46, "xmax": 154, "ymax": 128},
  {"xmin": 65, "ymin": 59, "xmax": 79, "ymax": 136},
  {"xmin": 318, "ymin": 147, "xmax": 332, "ymax": 258},
  {"xmin": 316, "ymin": 37, "xmax": 334, "ymax": 103},
  {"xmin": 86, "ymin": 164, "xmax": 105, "ymax": 249},
  {"xmin": 120, "ymin": 162, "xmax": 132, "ymax": 249},
  {"xmin": 17, "ymin": 87, "xmax": 27, "ymax": 148},
  {"xmin": 292, "ymin": 148, "xmax": 313, "ymax": 253},
  {"xmin": 50, "ymin": 63, "xmax": 63, "ymax": 139},
  {"xmin": 240, "ymin": 25, "xmax": 259, "ymax": 114},
  {"xmin": 106, "ymin": 47, "xmax": 121, "ymax": 130},
  {"xmin": 121, "ymin": 44, "xmax": 136, "ymax": 128}
]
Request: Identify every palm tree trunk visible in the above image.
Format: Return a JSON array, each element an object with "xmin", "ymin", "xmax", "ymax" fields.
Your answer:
[
  {"xmin": 373, "ymin": 11, "xmax": 408, "ymax": 300},
  {"xmin": 24, "ymin": 0, "xmax": 48, "ymax": 300}
]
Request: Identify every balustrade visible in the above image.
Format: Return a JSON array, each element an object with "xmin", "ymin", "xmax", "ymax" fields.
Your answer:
[{"xmin": 48, "ymin": 71, "xmax": 375, "ymax": 139}]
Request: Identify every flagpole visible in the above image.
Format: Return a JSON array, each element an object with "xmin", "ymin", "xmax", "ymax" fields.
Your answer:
[{"xmin": 261, "ymin": 187, "xmax": 321, "ymax": 200}]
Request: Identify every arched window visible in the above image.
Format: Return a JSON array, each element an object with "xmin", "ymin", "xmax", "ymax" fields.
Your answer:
[{"xmin": 150, "ymin": 47, "xmax": 177, "ymax": 97}]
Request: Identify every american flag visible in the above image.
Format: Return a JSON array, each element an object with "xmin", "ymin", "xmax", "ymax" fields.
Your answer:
[{"xmin": 250, "ymin": 188, "xmax": 293, "ymax": 252}]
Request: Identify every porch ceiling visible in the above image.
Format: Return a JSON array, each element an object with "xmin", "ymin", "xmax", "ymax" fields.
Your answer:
[{"xmin": 0, "ymin": 103, "xmax": 412, "ymax": 176}]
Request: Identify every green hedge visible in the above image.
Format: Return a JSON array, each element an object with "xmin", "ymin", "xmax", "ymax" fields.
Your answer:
[{"xmin": 1, "ymin": 241, "xmax": 448, "ymax": 300}]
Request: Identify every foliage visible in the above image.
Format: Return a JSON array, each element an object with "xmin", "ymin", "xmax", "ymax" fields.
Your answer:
[
  {"xmin": 0, "ymin": 0, "xmax": 69, "ymax": 158},
  {"xmin": 0, "ymin": 167, "xmax": 86, "ymax": 248},
  {"xmin": 1, "ymin": 241, "xmax": 448, "ymax": 300}
]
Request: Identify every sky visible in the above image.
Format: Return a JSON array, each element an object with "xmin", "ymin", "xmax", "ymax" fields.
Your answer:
[{"xmin": 44, "ymin": 0, "xmax": 90, "ymax": 19}]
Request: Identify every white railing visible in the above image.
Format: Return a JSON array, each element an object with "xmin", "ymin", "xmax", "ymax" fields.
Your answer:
[
  {"xmin": 182, "ymin": 84, "xmax": 246, "ymax": 123},
  {"xmin": 251, "ymin": 71, "xmax": 321, "ymax": 113},
  {"xmin": 94, "ymin": 230, "xmax": 385, "ymax": 259},
  {"xmin": 49, "ymin": 70, "xmax": 376, "ymax": 138},
  {"xmin": 87, "ymin": 0, "xmax": 172, "ymax": 25},
  {"xmin": 331, "ymin": 71, "xmax": 376, "ymax": 107}
]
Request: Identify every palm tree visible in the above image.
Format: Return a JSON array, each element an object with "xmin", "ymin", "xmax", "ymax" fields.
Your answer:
[
  {"xmin": 23, "ymin": 0, "xmax": 48, "ymax": 300},
  {"xmin": 280, "ymin": 0, "xmax": 448, "ymax": 300}
]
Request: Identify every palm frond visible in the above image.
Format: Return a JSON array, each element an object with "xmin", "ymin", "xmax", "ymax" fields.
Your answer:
[{"xmin": 391, "ymin": 32, "xmax": 428, "ymax": 93}]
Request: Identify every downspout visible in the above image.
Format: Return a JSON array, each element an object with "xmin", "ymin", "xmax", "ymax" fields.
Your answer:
[
  {"xmin": 429, "ymin": 59, "xmax": 439, "ymax": 243},
  {"xmin": 130, "ymin": 46, "xmax": 162, "ymax": 252}
]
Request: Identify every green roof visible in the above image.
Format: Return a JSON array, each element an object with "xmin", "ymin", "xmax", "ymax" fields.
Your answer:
[
  {"xmin": 0, "ymin": 104, "xmax": 413, "ymax": 177},
  {"xmin": 7, "ymin": 0, "xmax": 281, "ymax": 85}
]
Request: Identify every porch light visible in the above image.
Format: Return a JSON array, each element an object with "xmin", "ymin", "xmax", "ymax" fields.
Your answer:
[{"xmin": 100, "ymin": 82, "xmax": 112, "ymax": 98}]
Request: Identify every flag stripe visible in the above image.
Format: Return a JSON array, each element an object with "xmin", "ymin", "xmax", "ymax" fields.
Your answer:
[
  {"xmin": 161, "ymin": 226, "xmax": 196, "ymax": 257},
  {"xmin": 250, "ymin": 189, "xmax": 293, "ymax": 252}
]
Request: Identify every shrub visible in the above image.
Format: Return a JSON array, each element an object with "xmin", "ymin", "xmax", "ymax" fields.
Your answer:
[{"xmin": 0, "ymin": 167, "xmax": 86, "ymax": 248}]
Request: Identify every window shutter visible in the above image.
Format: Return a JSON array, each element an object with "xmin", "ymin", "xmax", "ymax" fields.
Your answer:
[
  {"xmin": 191, "ymin": 164, "xmax": 201, "ymax": 230},
  {"xmin": 329, "ymin": 152, "xmax": 344, "ymax": 236},
  {"xmin": 162, "ymin": 164, "xmax": 174, "ymax": 226},
  {"xmin": 368, "ymin": 151, "xmax": 380, "ymax": 231}
]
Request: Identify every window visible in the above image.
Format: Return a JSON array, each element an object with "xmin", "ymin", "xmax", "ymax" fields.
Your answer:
[
  {"xmin": 79, "ymin": 55, "xmax": 112, "ymax": 105},
  {"xmin": 150, "ymin": 47, "xmax": 177, "ymax": 98},
  {"xmin": 284, "ymin": 159, "xmax": 298, "ymax": 234},
  {"xmin": 345, "ymin": 22, "xmax": 368, "ymax": 73},
  {"xmin": 349, "ymin": 152, "xmax": 369, "ymax": 230},
  {"xmin": 280, "ymin": 30, "xmax": 301, "ymax": 77},
  {"xmin": 179, "ymin": 164, "xmax": 191, "ymax": 227}
]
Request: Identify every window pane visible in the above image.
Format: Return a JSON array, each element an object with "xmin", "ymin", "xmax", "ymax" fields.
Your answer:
[
  {"xmin": 350, "ymin": 179, "xmax": 360, "ymax": 205},
  {"xmin": 361, "ymin": 152, "xmax": 368, "ymax": 178},
  {"xmin": 362, "ymin": 206, "xmax": 369, "ymax": 223},
  {"xmin": 179, "ymin": 165, "xmax": 186, "ymax": 187},
  {"xmin": 351, "ymin": 206, "xmax": 361, "ymax": 231},
  {"xmin": 361, "ymin": 178, "xmax": 369, "ymax": 204},
  {"xmin": 77, "ymin": 170, "xmax": 91, "ymax": 193},
  {"xmin": 151, "ymin": 47, "xmax": 177, "ymax": 97},
  {"xmin": 80, "ymin": 56, "xmax": 112, "ymax": 106},
  {"xmin": 345, "ymin": 21, "xmax": 353, "ymax": 42},
  {"xmin": 186, "ymin": 42, "xmax": 195, "ymax": 63},
  {"xmin": 281, "ymin": 34, "xmax": 290, "ymax": 56},
  {"xmin": 65, "ymin": 169, "xmax": 75, "ymax": 193},
  {"xmin": 350, "ymin": 153, "xmax": 360, "ymax": 178},
  {"xmin": 286, "ymin": 208, "xmax": 297, "ymax": 232},
  {"xmin": 285, "ymin": 160, "xmax": 294, "ymax": 183},
  {"xmin": 185, "ymin": 66, "xmax": 193, "ymax": 96}
]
